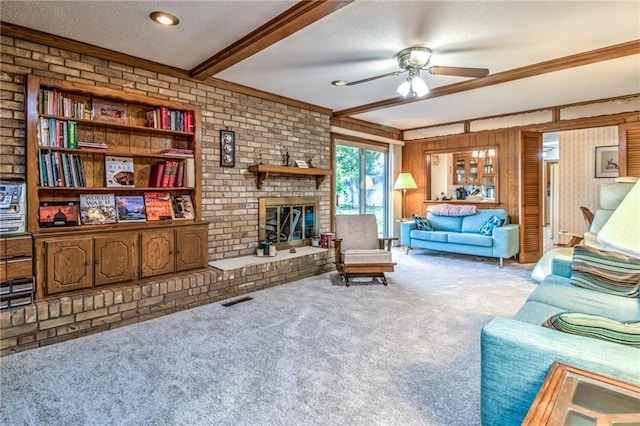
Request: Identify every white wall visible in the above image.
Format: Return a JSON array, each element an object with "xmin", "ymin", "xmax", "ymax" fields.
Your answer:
[{"xmin": 557, "ymin": 126, "xmax": 618, "ymax": 243}]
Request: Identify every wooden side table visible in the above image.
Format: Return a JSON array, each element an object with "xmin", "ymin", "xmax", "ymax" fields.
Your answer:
[{"xmin": 523, "ymin": 362, "xmax": 640, "ymax": 425}]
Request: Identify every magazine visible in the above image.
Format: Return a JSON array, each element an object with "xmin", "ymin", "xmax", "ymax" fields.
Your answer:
[
  {"xmin": 105, "ymin": 156, "xmax": 134, "ymax": 187},
  {"xmin": 143, "ymin": 192, "xmax": 173, "ymax": 221},
  {"xmin": 115, "ymin": 195, "xmax": 147, "ymax": 222},
  {"xmin": 79, "ymin": 194, "xmax": 117, "ymax": 225},
  {"xmin": 38, "ymin": 201, "xmax": 79, "ymax": 227},
  {"xmin": 171, "ymin": 194, "xmax": 195, "ymax": 220}
]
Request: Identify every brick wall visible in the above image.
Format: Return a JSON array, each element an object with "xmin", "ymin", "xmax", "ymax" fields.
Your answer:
[
  {"xmin": 1, "ymin": 249, "xmax": 335, "ymax": 356},
  {"xmin": 0, "ymin": 35, "xmax": 333, "ymax": 259},
  {"xmin": 0, "ymin": 35, "xmax": 335, "ymax": 355}
]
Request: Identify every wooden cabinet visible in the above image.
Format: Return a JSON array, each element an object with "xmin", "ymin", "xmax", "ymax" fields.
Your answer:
[
  {"xmin": 35, "ymin": 223, "xmax": 208, "ymax": 297},
  {"xmin": 94, "ymin": 233, "xmax": 137, "ymax": 286},
  {"xmin": 453, "ymin": 154, "xmax": 481, "ymax": 185},
  {"xmin": 0, "ymin": 235, "xmax": 34, "ymax": 309},
  {"xmin": 43, "ymin": 236, "xmax": 93, "ymax": 294},
  {"xmin": 176, "ymin": 225, "xmax": 208, "ymax": 271},
  {"xmin": 140, "ymin": 229, "xmax": 175, "ymax": 278},
  {"xmin": 25, "ymin": 75, "xmax": 208, "ymax": 298}
]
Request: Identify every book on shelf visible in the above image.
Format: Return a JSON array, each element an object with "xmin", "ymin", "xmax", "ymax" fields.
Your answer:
[
  {"xmin": 143, "ymin": 192, "xmax": 173, "ymax": 221},
  {"xmin": 145, "ymin": 108, "xmax": 194, "ymax": 132},
  {"xmin": 38, "ymin": 201, "xmax": 80, "ymax": 227},
  {"xmin": 184, "ymin": 157, "xmax": 195, "ymax": 187},
  {"xmin": 161, "ymin": 148, "xmax": 194, "ymax": 157},
  {"xmin": 38, "ymin": 152, "xmax": 86, "ymax": 188},
  {"xmin": 115, "ymin": 196, "xmax": 147, "ymax": 222},
  {"xmin": 148, "ymin": 162, "xmax": 165, "ymax": 188},
  {"xmin": 171, "ymin": 194, "xmax": 195, "ymax": 220},
  {"xmin": 77, "ymin": 141, "xmax": 108, "ymax": 149},
  {"xmin": 105, "ymin": 156, "xmax": 134, "ymax": 187},
  {"xmin": 79, "ymin": 194, "xmax": 117, "ymax": 225}
]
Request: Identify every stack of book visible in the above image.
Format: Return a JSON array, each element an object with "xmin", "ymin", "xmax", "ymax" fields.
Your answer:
[{"xmin": 77, "ymin": 141, "xmax": 108, "ymax": 149}]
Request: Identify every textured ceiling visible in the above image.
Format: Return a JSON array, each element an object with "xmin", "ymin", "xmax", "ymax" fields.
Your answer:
[{"xmin": 2, "ymin": 1, "xmax": 639, "ymax": 130}]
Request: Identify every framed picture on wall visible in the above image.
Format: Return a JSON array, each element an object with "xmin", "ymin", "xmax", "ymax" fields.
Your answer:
[{"xmin": 594, "ymin": 145, "xmax": 619, "ymax": 178}]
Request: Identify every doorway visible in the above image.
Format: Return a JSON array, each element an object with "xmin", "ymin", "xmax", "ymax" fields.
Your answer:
[{"xmin": 335, "ymin": 142, "xmax": 388, "ymax": 236}]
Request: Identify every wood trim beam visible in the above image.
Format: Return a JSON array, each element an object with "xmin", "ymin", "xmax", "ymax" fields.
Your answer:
[
  {"xmin": 333, "ymin": 40, "xmax": 640, "ymax": 118},
  {"xmin": 189, "ymin": 0, "xmax": 354, "ymax": 80}
]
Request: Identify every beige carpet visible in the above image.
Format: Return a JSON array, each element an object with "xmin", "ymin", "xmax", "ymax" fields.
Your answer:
[{"xmin": 0, "ymin": 248, "xmax": 535, "ymax": 426}]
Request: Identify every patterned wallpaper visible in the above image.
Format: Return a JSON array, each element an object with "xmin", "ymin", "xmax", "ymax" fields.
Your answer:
[{"xmin": 557, "ymin": 126, "xmax": 618, "ymax": 243}]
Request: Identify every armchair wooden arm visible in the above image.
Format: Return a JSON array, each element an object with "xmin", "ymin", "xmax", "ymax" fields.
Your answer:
[
  {"xmin": 378, "ymin": 237, "xmax": 398, "ymax": 251},
  {"xmin": 558, "ymin": 230, "xmax": 584, "ymax": 247}
]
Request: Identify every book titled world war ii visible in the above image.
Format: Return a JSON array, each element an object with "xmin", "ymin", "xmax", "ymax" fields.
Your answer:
[
  {"xmin": 79, "ymin": 194, "xmax": 117, "ymax": 225},
  {"xmin": 115, "ymin": 195, "xmax": 146, "ymax": 222},
  {"xmin": 143, "ymin": 192, "xmax": 173, "ymax": 221},
  {"xmin": 105, "ymin": 156, "xmax": 134, "ymax": 187}
]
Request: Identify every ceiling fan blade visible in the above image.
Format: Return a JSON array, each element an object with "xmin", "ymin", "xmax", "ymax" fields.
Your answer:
[
  {"xmin": 427, "ymin": 66, "xmax": 489, "ymax": 78},
  {"xmin": 332, "ymin": 70, "xmax": 405, "ymax": 87}
]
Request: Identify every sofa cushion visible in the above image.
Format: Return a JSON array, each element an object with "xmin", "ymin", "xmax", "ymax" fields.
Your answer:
[
  {"xmin": 447, "ymin": 232, "xmax": 493, "ymax": 247},
  {"xmin": 542, "ymin": 312, "xmax": 640, "ymax": 347},
  {"xmin": 479, "ymin": 215, "xmax": 503, "ymax": 236},
  {"xmin": 413, "ymin": 214, "xmax": 432, "ymax": 231},
  {"xmin": 343, "ymin": 249, "xmax": 392, "ymax": 265},
  {"xmin": 410, "ymin": 230, "xmax": 448, "ymax": 243},
  {"xmin": 461, "ymin": 209, "xmax": 508, "ymax": 234},
  {"xmin": 426, "ymin": 213, "xmax": 463, "ymax": 232},
  {"xmin": 527, "ymin": 278, "xmax": 640, "ymax": 322},
  {"xmin": 571, "ymin": 245, "xmax": 640, "ymax": 298}
]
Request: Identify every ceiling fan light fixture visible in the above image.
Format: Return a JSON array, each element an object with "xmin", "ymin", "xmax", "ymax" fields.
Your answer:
[
  {"xmin": 409, "ymin": 49, "xmax": 431, "ymax": 67},
  {"xmin": 411, "ymin": 75, "xmax": 429, "ymax": 97},
  {"xmin": 396, "ymin": 79, "xmax": 412, "ymax": 97},
  {"xmin": 331, "ymin": 80, "xmax": 348, "ymax": 86}
]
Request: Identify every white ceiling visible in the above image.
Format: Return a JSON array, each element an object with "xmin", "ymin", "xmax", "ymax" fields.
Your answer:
[{"xmin": 2, "ymin": 1, "xmax": 639, "ymax": 130}]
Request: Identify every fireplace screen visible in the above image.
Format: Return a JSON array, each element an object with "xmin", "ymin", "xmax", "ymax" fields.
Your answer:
[{"xmin": 259, "ymin": 197, "xmax": 319, "ymax": 248}]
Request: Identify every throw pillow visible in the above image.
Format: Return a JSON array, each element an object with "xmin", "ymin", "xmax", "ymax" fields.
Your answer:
[
  {"xmin": 570, "ymin": 245, "xmax": 640, "ymax": 298},
  {"xmin": 413, "ymin": 214, "xmax": 432, "ymax": 231},
  {"xmin": 542, "ymin": 312, "xmax": 640, "ymax": 347},
  {"xmin": 479, "ymin": 215, "xmax": 502, "ymax": 236}
]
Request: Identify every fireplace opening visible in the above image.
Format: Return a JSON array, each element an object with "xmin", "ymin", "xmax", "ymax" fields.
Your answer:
[{"xmin": 259, "ymin": 197, "xmax": 319, "ymax": 249}]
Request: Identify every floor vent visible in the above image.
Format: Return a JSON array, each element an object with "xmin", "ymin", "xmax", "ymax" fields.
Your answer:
[{"xmin": 221, "ymin": 296, "xmax": 253, "ymax": 307}]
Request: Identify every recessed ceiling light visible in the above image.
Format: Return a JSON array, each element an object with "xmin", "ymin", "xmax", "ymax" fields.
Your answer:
[{"xmin": 150, "ymin": 11, "xmax": 179, "ymax": 27}]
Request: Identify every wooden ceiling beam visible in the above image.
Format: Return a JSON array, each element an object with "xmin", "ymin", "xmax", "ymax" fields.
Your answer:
[
  {"xmin": 189, "ymin": 0, "xmax": 354, "ymax": 80},
  {"xmin": 333, "ymin": 39, "xmax": 640, "ymax": 118}
]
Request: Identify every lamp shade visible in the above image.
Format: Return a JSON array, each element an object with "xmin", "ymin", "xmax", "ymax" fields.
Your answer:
[
  {"xmin": 597, "ymin": 180, "xmax": 640, "ymax": 258},
  {"xmin": 394, "ymin": 173, "xmax": 418, "ymax": 190}
]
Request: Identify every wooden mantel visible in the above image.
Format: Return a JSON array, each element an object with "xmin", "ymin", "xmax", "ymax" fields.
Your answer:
[{"xmin": 247, "ymin": 164, "xmax": 332, "ymax": 189}]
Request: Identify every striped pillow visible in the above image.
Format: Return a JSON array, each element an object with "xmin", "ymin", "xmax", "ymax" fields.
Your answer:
[
  {"xmin": 570, "ymin": 245, "xmax": 640, "ymax": 297},
  {"xmin": 543, "ymin": 312, "xmax": 640, "ymax": 347}
]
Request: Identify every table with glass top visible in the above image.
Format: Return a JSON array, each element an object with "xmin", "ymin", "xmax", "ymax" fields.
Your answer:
[{"xmin": 523, "ymin": 362, "xmax": 640, "ymax": 425}]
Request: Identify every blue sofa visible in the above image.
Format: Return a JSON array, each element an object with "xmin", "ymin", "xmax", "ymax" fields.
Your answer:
[
  {"xmin": 480, "ymin": 257, "xmax": 640, "ymax": 425},
  {"xmin": 400, "ymin": 208, "xmax": 519, "ymax": 266}
]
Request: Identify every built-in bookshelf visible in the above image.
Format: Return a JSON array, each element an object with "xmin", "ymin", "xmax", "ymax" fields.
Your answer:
[{"xmin": 25, "ymin": 75, "xmax": 208, "ymax": 299}]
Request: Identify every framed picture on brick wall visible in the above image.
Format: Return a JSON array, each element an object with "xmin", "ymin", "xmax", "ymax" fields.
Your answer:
[{"xmin": 220, "ymin": 128, "xmax": 235, "ymax": 167}]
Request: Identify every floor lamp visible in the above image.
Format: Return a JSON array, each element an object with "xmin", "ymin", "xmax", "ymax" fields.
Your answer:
[{"xmin": 394, "ymin": 173, "xmax": 418, "ymax": 220}]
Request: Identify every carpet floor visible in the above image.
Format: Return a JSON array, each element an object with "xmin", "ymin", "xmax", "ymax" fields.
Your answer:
[{"xmin": 1, "ymin": 249, "xmax": 535, "ymax": 426}]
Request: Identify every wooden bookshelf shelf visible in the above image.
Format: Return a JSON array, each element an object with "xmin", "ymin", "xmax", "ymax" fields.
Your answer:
[{"xmin": 247, "ymin": 164, "xmax": 332, "ymax": 189}]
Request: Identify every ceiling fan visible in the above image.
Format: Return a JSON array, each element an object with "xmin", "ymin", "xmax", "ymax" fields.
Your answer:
[{"xmin": 331, "ymin": 46, "xmax": 489, "ymax": 97}]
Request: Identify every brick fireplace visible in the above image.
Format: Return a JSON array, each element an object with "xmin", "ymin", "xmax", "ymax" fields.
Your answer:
[{"xmin": 258, "ymin": 197, "xmax": 319, "ymax": 249}]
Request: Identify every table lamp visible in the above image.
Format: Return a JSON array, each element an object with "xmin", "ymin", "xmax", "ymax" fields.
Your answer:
[{"xmin": 394, "ymin": 173, "xmax": 418, "ymax": 220}]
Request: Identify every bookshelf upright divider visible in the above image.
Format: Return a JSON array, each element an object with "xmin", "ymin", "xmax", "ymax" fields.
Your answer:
[{"xmin": 25, "ymin": 75, "xmax": 207, "ymax": 299}]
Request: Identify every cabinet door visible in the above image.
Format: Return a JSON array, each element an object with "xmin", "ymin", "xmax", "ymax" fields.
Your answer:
[
  {"xmin": 139, "ymin": 229, "xmax": 175, "ymax": 278},
  {"xmin": 454, "ymin": 155, "xmax": 466, "ymax": 184},
  {"xmin": 45, "ymin": 237, "xmax": 93, "ymax": 294},
  {"xmin": 175, "ymin": 225, "xmax": 208, "ymax": 272},
  {"xmin": 468, "ymin": 157, "xmax": 480, "ymax": 184},
  {"xmin": 94, "ymin": 233, "xmax": 137, "ymax": 286}
]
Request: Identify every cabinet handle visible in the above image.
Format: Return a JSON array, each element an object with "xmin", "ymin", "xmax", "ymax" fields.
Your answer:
[
  {"xmin": 85, "ymin": 261, "xmax": 91, "ymax": 266},
  {"xmin": 169, "ymin": 251, "xmax": 173, "ymax": 255},
  {"xmin": 95, "ymin": 259, "xmax": 100, "ymax": 265}
]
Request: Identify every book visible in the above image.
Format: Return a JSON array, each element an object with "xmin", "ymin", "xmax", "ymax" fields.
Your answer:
[
  {"xmin": 143, "ymin": 192, "xmax": 173, "ymax": 221},
  {"xmin": 184, "ymin": 157, "xmax": 195, "ymax": 187},
  {"xmin": 174, "ymin": 161, "xmax": 184, "ymax": 187},
  {"xmin": 171, "ymin": 194, "xmax": 195, "ymax": 220},
  {"xmin": 148, "ymin": 162, "xmax": 165, "ymax": 188},
  {"xmin": 79, "ymin": 194, "xmax": 117, "ymax": 225},
  {"xmin": 38, "ymin": 201, "xmax": 79, "ymax": 227},
  {"xmin": 105, "ymin": 156, "xmax": 134, "ymax": 187},
  {"xmin": 115, "ymin": 196, "xmax": 147, "ymax": 222}
]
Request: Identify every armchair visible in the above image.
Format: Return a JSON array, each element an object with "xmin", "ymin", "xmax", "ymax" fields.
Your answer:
[{"xmin": 334, "ymin": 214, "xmax": 397, "ymax": 286}]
